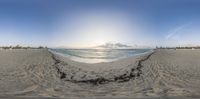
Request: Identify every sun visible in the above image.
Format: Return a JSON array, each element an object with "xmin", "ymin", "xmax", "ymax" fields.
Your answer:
[
  {"xmin": 55, "ymin": 10, "xmax": 136, "ymax": 48},
  {"xmin": 94, "ymin": 40, "xmax": 106, "ymax": 46}
]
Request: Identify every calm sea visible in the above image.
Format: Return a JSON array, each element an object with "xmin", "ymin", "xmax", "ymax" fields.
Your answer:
[{"xmin": 50, "ymin": 49, "xmax": 152, "ymax": 63}]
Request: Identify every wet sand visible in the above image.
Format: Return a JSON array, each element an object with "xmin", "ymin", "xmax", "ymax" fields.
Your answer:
[{"xmin": 0, "ymin": 49, "xmax": 200, "ymax": 99}]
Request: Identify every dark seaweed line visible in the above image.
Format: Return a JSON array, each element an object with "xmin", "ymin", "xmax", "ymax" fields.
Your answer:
[
  {"xmin": 49, "ymin": 50, "xmax": 155, "ymax": 85},
  {"xmin": 49, "ymin": 51, "xmax": 67, "ymax": 79}
]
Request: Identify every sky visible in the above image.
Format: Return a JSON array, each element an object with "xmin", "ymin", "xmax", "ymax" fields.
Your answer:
[{"xmin": 0, "ymin": 0, "xmax": 200, "ymax": 48}]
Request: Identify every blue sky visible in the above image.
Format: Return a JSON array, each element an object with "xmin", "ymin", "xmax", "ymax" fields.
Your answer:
[{"xmin": 0, "ymin": 0, "xmax": 200, "ymax": 48}]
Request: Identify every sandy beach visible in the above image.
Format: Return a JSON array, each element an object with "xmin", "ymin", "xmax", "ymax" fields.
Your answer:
[{"xmin": 0, "ymin": 49, "xmax": 200, "ymax": 99}]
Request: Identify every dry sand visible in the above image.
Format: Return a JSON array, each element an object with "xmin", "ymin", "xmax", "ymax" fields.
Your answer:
[{"xmin": 0, "ymin": 49, "xmax": 200, "ymax": 99}]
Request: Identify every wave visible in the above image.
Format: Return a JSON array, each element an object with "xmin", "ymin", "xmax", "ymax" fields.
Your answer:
[{"xmin": 50, "ymin": 49, "xmax": 152, "ymax": 63}]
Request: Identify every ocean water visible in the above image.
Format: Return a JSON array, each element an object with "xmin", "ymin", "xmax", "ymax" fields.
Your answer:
[{"xmin": 51, "ymin": 49, "xmax": 152, "ymax": 63}]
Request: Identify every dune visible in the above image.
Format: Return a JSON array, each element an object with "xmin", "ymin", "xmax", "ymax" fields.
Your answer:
[{"xmin": 0, "ymin": 49, "xmax": 200, "ymax": 99}]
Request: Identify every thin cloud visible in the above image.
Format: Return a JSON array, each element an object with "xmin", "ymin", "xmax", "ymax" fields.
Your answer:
[{"xmin": 165, "ymin": 23, "xmax": 190, "ymax": 40}]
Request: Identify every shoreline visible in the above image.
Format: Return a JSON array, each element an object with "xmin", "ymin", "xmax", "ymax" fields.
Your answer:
[
  {"xmin": 48, "ymin": 49, "xmax": 154, "ymax": 85},
  {"xmin": 48, "ymin": 48, "xmax": 154, "ymax": 64}
]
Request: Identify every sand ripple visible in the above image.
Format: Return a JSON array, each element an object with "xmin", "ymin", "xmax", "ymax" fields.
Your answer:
[{"xmin": 0, "ymin": 49, "xmax": 200, "ymax": 98}]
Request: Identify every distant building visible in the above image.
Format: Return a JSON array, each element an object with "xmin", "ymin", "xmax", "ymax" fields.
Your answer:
[{"xmin": 192, "ymin": 48, "xmax": 195, "ymax": 50}]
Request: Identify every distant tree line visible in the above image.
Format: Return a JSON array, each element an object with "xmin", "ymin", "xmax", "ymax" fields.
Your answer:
[
  {"xmin": 0, "ymin": 45, "xmax": 48, "ymax": 49},
  {"xmin": 156, "ymin": 46, "xmax": 200, "ymax": 49}
]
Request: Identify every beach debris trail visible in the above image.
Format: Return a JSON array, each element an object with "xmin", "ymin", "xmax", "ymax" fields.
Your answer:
[{"xmin": 51, "ymin": 50, "xmax": 155, "ymax": 85}]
